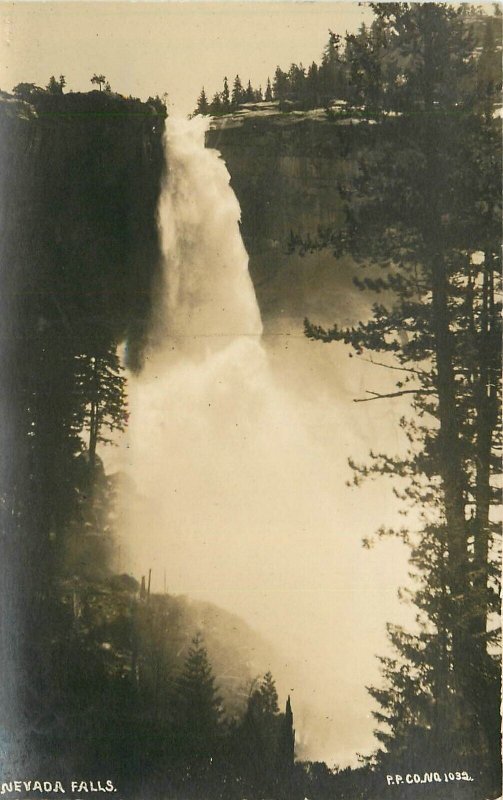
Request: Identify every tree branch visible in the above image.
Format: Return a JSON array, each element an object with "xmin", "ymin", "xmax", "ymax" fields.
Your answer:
[
  {"xmin": 354, "ymin": 389, "xmax": 436, "ymax": 403},
  {"xmin": 358, "ymin": 355, "xmax": 429, "ymax": 377}
]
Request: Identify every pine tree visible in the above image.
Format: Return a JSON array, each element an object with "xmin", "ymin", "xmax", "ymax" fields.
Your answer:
[
  {"xmin": 277, "ymin": 695, "xmax": 295, "ymax": 771},
  {"xmin": 46, "ymin": 75, "xmax": 64, "ymax": 95},
  {"xmin": 322, "ymin": 29, "xmax": 342, "ymax": 68},
  {"xmin": 275, "ymin": 696, "xmax": 296, "ymax": 799},
  {"xmin": 221, "ymin": 76, "xmax": 230, "ymax": 112},
  {"xmin": 12, "ymin": 82, "xmax": 43, "ymax": 101},
  {"xmin": 260, "ymin": 671, "xmax": 279, "ymax": 714},
  {"xmin": 303, "ymin": 3, "xmax": 501, "ymax": 788},
  {"xmin": 195, "ymin": 87, "xmax": 209, "ymax": 115},
  {"xmin": 306, "ymin": 62, "xmax": 320, "ymax": 108},
  {"xmin": 236, "ymin": 672, "xmax": 283, "ymax": 796},
  {"xmin": 273, "ymin": 66, "xmax": 289, "ymax": 101},
  {"xmin": 287, "ymin": 63, "xmax": 306, "ymax": 104},
  {"xmin": 175, "ymin": 633, "xmax": 223, "ymax": 759},
  {"xmin": 75, "ymin": 346, "xmax": 128, "ymax": 469},
  {"xmin": 231, "ymin": 75, "xmax": 244, "ymax": 107},
  {"xmin": 209, "ymin": 91, "xmax": 222, "ymax": 115},
  {"xmin": 244, "ymin": 79, "xmax": 255, "ymax": 103},
  {"xmin": 264, "ymin": 77, "xmax": 273, "ymax": 102},
  {"xmin": 90, "ymin": 74, "xmax": 106, "ymax": 91},
  {"xmin": 475, "ymin": 14, "xmax": 502, "ymax": 122},
  {"xmin": 319, "ymin": 30, "xmax": 345, "ymax": 103},
  {"xmin": 344, "ymin": 21, "xmax": 383, "ymax": 109}
]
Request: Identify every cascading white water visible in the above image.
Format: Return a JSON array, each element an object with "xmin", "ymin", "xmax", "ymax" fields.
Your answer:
[
  {"xmin": 154, "ymin": 115, "xmax": 263, "ymax": 351},
  {"xmin": 122, "ymin": 114, "xmax": 304, "ymax": 630},
  {"xmin": 119, "ymin": 116, "xmax": 411, "ymax": 765},
  {"xmin": 123, "ymin": 116, "xmax": 283, "ymax": 586}
]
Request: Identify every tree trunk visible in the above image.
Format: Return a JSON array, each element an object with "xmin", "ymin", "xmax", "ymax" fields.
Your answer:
[
  {"xmin": 472, "ymin": 256, "xmax": 496, "ymax": 648},
  {"xmin": 422, "ymin": 106, "xmax": 471, "ymax": 691},
  {"xmin": 429, "ymin": 251, "xmax": 470, "ymax": 685},
  {"xmin": 88, "ymin": 357, "xmax": 99, "ymax": 469}
]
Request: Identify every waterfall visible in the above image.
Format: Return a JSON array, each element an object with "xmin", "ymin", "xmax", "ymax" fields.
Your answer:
[
  {"xmin": 122, "ymin": 114, "xmax": 284, "ymax": 606},
  {"xmin": 152, "ymin": 114, "xmax": 262, "ymax": 353},
  {"xmin": 118, "ymin": 115, "xmax": 411, "ymax": 764}
]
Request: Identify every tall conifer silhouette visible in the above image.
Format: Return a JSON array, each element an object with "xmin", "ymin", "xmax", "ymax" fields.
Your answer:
[{"xmin": 175, "ymin": 633, "xmax": 222, "ymax": 758}]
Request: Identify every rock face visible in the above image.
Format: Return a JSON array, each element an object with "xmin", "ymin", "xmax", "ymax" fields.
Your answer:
[
  {"xmin": 206, "ymin": 106, "xmax": 376, "ymax": 330},
  {"xmin": 0, "ymin": 90, "xmax": 166, "ymax": 364}
]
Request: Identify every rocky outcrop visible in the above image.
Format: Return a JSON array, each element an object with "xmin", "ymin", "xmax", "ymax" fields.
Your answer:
[
  {"xmin": 206, "ymin": 105, "xmax": 377, "ymax": 329},
  {"xmin": 0, "ymin": 90, "xmax": 166, "ymax": 363}
]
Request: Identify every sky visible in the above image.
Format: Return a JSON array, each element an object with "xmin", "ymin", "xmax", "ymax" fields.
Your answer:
[{"xmin": 0, "ymin": 2, "xmax": 372, "ymax": 115}]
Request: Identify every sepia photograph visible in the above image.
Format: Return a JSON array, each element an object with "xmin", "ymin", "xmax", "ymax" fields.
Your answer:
[{"xmin": 0, "ymin": 2, "xmax": 501, "ymax": 799}]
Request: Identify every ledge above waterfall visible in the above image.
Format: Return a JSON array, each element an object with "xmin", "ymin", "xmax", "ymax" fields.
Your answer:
[{"xmin": 206, "ymin": 100, "xmax": 379, "ymax": 137}]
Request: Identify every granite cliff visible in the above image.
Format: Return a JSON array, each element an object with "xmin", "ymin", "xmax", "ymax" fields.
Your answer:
[
  {"xmin": 205, "ymin": 104, "xmax": 376, "ymax": 331},
  {"xmin": 0, "ymin": 90, "xmax": 166, "ymax": 366}
]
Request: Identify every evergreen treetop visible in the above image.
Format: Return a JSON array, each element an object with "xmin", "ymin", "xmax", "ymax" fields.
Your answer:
[{"xmin": 175, "ymin": 632, "xmax": 223, "ymax": 755}]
